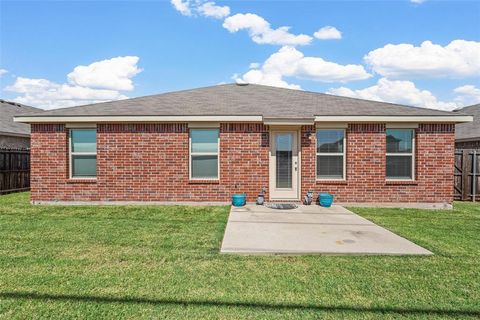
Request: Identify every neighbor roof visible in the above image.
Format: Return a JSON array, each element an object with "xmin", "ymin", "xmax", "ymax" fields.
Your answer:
[
  {"xmin": 14, "ymin": 84, "xmax": 472, "ymax": 123},
  {"xmin": 0, "ymin": 100, "xmax": 41, "ymax": 136},
  {"xmin": 454, "ymin": 104, "xmax": 480, "ymax": 141}
]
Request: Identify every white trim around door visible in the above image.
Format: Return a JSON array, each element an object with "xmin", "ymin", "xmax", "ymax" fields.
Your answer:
[{"xmin": 269, "ymin": 128, "xmax": 300, "ymax": 200}]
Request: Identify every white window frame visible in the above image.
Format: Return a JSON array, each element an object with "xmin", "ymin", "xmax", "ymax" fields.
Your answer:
[
  {"xmin": 189, "ymin": 128, "xmax": 220, "ymax": 181},
  {"xmin": 69, "ymin": 128, "xmax": 97, "ymax": 179},
  {"xmin": 386, "ymin": 129, "xmax": 415, "ymax": 181},
  {"xmin": 316, "ymin": 129, "xmax": 346, "ymax": 181}
]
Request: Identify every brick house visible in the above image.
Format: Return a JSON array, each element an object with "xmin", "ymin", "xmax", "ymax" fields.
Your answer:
[
  {"xmin": 0, "ymin": 99, "xmax": 40, "ymax": 149},
  {"xmin": 454, "ymin": 104, "xmax": 479, "ymax": 150},
  {"xmin": 14, "ymin": 84, "xmax": 472, "ymax": 206}
]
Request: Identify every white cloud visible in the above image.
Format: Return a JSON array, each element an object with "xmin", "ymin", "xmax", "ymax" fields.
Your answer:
[
  {"xmin": 171, "ymin": 0, "xmax": 230, "ymax": 19},
  {"xmin": 248, "ymin": 62, "xmax": 260, "ymax": 69},
  {"xmin": 236, "ymin": 69, "xmax": 302, "ymax": 90},
  {"xmin": 171, "ymin": 2, "xmax": 311, "ymax": 46},
  {"xmin": 313, "ymin": 26, "xmax": 342, "ymax": 40},
  {"xmin": 5, "ymin": 56, "xmax": 140, "ymax": 109},
  {"xmin": 235, "ymin": 46, "xmax": 371, "ymax": 89},
  {"xmin": 223, "ymin": 13, "xmax": 312, "ymax": 46},
  {"xmin": 5, "ymin": 77, "xmax": 128, "ymax": 109},
  {"xmin": 198, "ymin": 1, "xmax": 230, "ymax": 19},
  {"xmin": 67, "ymin": 56, "xmax": 141, "ymax": 91},
  {"xmin": 171, "ymin": 0, "xmax": 192, "ymax": 16},
  {"xmin": 454, "ymin": 85, "xmax": 480, "ymax": 106},
  {"xmin": 364, "ymin": 40, "xmax": 480, "ymax": 79},
  {"xmin": 327, "ymin": 78, "xmax": 457, "ymax": 111},
  {"xmin": 0, "ymin": 69, "xmax": 7, "ymax": 77},
  {"xmin": 411, "ymin": 0, "xmax": 426, "ymax": 4}
]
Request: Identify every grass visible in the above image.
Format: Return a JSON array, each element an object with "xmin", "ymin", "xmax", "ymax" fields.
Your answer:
[{"xmin": 0, "ymin": 192, "xmax": 479, "ymax": 319}]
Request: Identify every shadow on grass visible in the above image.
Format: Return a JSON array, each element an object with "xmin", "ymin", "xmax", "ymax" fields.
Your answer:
[{"xmin": 1, "ymin": 291, "xmax": 479, "ymax": 317}]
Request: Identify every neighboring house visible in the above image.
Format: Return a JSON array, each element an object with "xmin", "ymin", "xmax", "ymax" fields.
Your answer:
[
  {"xmin": 0, "ymin": 99, "xmax": 40, "ymax": 149},
  {"xmin": 454, "ymin": 104, "xmax": 480, "ymax": 149},
  {"xmin": 15, "ymin": 84, "xmax": 472, "ymax": 205}
]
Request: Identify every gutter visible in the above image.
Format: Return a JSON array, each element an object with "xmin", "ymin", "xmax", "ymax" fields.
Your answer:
[
  {"xmin": 14, "ymin": 115, "xmax": 473, "ymax": 124},
  {"xmin": 0, "ymin": 131, "xmax": 30, "ymax": 138}
]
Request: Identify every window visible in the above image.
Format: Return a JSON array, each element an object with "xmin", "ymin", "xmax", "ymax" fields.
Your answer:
[
  {"xmin": 70, "ymin": 129, "xmax": 96, "ymax": 178},
  {"xmin": 386, "ymin": 129, "xmax": 414, "ymax": 180},
  {"xmin": 316, "ymin": 129, "xmax": 345, "ymax": 179},
  {"xmin": 190, "ymin": 129, "xmax": 219, "ymax": 179}
]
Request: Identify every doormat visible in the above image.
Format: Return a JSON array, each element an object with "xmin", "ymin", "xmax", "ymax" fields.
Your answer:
[{"xmin": 266, "ymin": 203, "xmax": 298, "ymax": 210}]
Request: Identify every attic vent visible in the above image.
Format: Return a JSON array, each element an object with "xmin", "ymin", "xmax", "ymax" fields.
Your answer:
[{"xmin": 235, "ymin": 81, "xmax": 249, "ymax": 86}]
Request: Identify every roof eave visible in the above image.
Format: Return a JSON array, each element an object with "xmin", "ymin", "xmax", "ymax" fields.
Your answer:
[
  {"xmin": 14, "ymin": 114, "xmax": 473, "ymax": 124},
  {"xmin": 13, "ymin": 115, "xmax": 264, "ymax": 123},
  {"xmin": 314, "ymin": 115, "xmax": 473, "ymax": 123},
  {"xmin": 455, "ymin": 137, "xmax": 480, "ymax": 142},
  {"xmin": 0, "ymin": 131, "xmax": 30, "ymax": 137}
]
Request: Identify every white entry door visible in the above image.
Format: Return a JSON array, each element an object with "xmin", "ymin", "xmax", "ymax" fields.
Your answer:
[{"xmin": 270, "ymin": 130, "xmax": 299, "ymax": 200}]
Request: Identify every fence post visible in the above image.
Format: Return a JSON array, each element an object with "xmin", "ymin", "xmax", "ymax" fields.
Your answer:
[
  {"xmin": 462, "ymin": 150, "xmax": 470, "ymax": 201},
  {"xmin": 473, "ymin": 150, "xmax": 477, "ymax": 202}
]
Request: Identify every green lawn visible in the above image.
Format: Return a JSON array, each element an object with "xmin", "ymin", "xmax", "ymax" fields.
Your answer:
[{"xmin": 0, "ymin": 192, "xmax": 479, "ymax": 319}]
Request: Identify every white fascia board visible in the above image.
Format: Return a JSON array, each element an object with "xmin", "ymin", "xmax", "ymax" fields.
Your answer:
[
  {"xmin": 315, "ymin": 115, "xmax": 473, "ymax": 123},
  {"xmin": 14, "ymin": 115, "xmax": 263, "ymax": 123}
]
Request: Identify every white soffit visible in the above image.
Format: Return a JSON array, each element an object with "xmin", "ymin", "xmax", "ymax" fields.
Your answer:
[{"xmin": 315, "ymin": 115, "xmax": 473, "ymax": 123}]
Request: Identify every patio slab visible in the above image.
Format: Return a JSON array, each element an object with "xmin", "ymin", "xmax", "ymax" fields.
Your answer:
[{"xmin": 220, "ymin": 204, "xmax": 432, "ymax": 255}]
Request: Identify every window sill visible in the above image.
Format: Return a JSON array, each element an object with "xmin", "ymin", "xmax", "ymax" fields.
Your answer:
[
  {"xmin": 316, "ymin": 180, "xmax": 348, "ymax": 185},
  {"xmin": 67, "ymin": 178, "xmax": 97, "ymax": 184},
  {"xmin": 189, "ymin": 179, "xmax": 220, "ymax": 184},
  {"xmin": 385, "ymin": 180, "xmax": 418, "ymax": 186}
]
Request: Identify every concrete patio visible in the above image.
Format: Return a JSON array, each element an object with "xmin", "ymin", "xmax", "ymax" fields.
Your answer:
[{"xmin": 220, "ymin": 204, "xmax": 432, "ymax": 255}]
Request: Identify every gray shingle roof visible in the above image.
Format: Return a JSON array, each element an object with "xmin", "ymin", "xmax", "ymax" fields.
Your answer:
[
  {"xmin": 24, "ymin": 83, "xmax": 455, "ymax": 118},
  {"xmin": 454, "ymin": 104, "xmax": 480, "ymax": 141},
  {"xmin": 0, "ymin": 100, "xmax": 41, "ymax": 136}
]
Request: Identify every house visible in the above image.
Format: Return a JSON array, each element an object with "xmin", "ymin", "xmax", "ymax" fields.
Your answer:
[
  {"xmin": 14, "ymin": 83, "xmax": 472, "ymax": 206},
  {"xmin": 454, "ymin": 104, "xmax": 480, "ymax": 150},
  {"xmin": 0, "ymin": 99, "xmax": 40, "ymax": 149}
]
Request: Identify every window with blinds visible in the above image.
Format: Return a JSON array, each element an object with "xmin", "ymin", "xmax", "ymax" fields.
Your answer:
[
  {"xmin": 386, "ymin": 129, "xmax": 414, "ymax": 180},
  {"xmin": 190, "ymin": 128, "xmax": 219, "ymax": 180},
  {"xmin": 276, "ymin": 133, "xmax": 293, "ymax": 188},
  {"xmin": 316, "ymin": 129, "xmax": 345, "ymax": 180},
  {"xmin": 70, "ymin": 129, "xmax": 97, "ymax": 179}
]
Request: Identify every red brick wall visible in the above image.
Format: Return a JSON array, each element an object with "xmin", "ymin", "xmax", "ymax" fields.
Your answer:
[
  {"xmin": 31, "ymin": 124, "xmax": 99, "ymax": 201},
  {"xmin": 30, "ymin": 122, "xmax": 455, "ymax": 203},
  {"xmin": 30, "ymin": 123, "xmax": 269, "ymax": 202},
  {"xmin": 301, "ymin": 123, "xmax": 455, "ymax": 203}
]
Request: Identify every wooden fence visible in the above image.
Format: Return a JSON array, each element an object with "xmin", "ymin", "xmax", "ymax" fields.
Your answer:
[
  {"xmin": 454, "ymin": 149, "xmax": 479, "ymax": 201},
  {"xmin": 0, "ymin": 148, "xmax": 30, "ymax": 194}
]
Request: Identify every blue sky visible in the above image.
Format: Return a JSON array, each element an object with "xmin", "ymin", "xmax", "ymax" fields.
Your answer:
[{"xmin": 0, "ymin": 0, "xmax": 479, "ymax": 110}]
